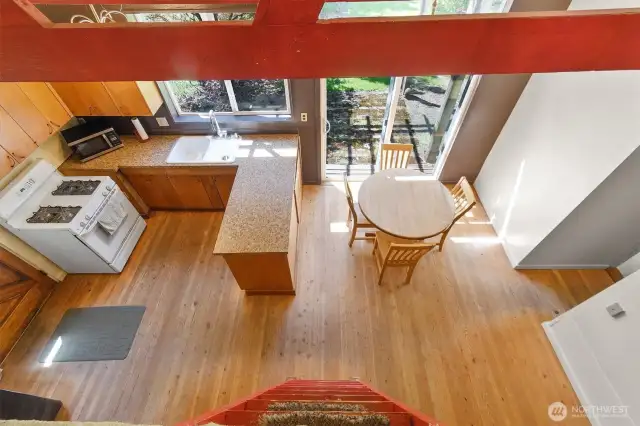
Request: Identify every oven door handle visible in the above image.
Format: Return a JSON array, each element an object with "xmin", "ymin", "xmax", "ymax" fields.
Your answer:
[{"xmin": 79, "ymin": 189, "xmax": 116, "ymax": 236}]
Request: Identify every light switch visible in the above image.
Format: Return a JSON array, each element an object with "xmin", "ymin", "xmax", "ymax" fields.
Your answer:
[
  {"xmin": 607, "ymin": 303, "xmax": 625, "ymax": 318},
  {"xmin": 300, "ymin": 113, "xmax": 308, "ymax": 122},
  {"xmin": 156, "ymin": 117, "xmax": 170, "ymax": 127}
]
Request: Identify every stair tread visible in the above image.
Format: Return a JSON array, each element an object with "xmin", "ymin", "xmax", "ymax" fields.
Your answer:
[
  {"xmin": 245, "ymin": 400, "xmax": 402, "ymax": 413},
  {"xmin": 223, "ymin": 410, "xmax": 411, "ymax": 426}
]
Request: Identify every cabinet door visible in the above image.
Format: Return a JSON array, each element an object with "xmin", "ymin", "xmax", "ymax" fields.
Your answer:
[
  {"xmin": 0, "ymin": 106, "xmax": 38, "ymax": 163},
  {"xmin": 0, "ymin": 146, "xmax": 17, "ymax": 180},
  {"xmin": 0, "ymin": 83, "xmax": 52, "ymax": 144},
  {"xmin": 103, "ymin": 82, "xmax": 162, "ymax": 116},
  {"xmin": 18, "ymin": 83, "xmax": 72, "ymax": 130},
  {"xmin": 0, "ymin": 248, "xmax": 55, "ymax": 363},
  {"xmin": 167, "ymin": 175, "xmax": 216, "ymax": 209},
  {"xmin": 214, "ymin": 174, "xmax": 236, "ymax": 207},
  {"xmin": 123, "ymin": 171, "xmax": 181, "ymax": 209},
  {"xmin": 50, "ymin": 82, "xmax": 121, "ymax": 116},
  {"xmin": 104, "ymin": 82, "xmax": 151, "ymax": 116}
]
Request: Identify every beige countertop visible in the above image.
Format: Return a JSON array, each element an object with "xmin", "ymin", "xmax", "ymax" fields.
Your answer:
[{"xmin": 60, "ymin": 134, "xmax": 299, "ymax": 254}]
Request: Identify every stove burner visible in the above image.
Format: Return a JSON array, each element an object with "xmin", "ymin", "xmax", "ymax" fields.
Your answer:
[
  {"xmin": 52, "ymin": 180, "xmax": 101, "ymax": 196},
  {"xmin": 27, "ymin": 206, "xmax": 82, "ymax": 224}
]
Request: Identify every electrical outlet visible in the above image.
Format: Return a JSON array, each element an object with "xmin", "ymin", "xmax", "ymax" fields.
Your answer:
[
  {"xmin": 607, "ymin": 302, "xmax": 625, "ymax": 318},
  {"xmin": 300, "ymin": 113, "xmax": 308, "ymax": 122},
  {"xmin": 156, "ymin": 117, "xmax": 170, "ymax": 127}
]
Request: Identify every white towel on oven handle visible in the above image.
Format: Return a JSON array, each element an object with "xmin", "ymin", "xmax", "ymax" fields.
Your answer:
[{"xmin": 97, "ymin": 190, "xmax": 128, "ymax": 235}]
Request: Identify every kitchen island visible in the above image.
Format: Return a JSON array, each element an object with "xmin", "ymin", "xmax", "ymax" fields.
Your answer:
[{"xmin": 60, "ymin": 134, "xmax": 301, "ymax": 295}]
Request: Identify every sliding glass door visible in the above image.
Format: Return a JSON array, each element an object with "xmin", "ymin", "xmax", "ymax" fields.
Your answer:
[{"xmin": 321, "ymin": 75, "xmax": 471, "ymax": 180}]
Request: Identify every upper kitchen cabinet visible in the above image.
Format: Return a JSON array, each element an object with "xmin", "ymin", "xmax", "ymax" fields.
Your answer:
[
  {"xmin": 0, "ymin": 83, "xmax": 53, "ymax": 144},
  {"xmin": 0, "ymin": 106, "xmax": 38, "ymax": 163},
  {"xmin": 103, "ymin": 82, "xmax": 163, "ymax": 116},
  {"xmin": 51, "ymin": 81, "xmax": 163, "ymax": 117},
  {"xmin": 17, "ymin": 82, "xmax": 72, "ymax": 132},
  {"xmin": 50, "ymin": 82, "xmax": 121, "ymax": 117}
]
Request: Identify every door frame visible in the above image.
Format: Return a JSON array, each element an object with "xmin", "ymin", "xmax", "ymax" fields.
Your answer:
[
  {"xmin": 432, "ymin": 74, "xmax": 481, "ymax": 179},
  {"xmin": 319, "ymin": 78, "xmax": 328, "ymax": 181}
]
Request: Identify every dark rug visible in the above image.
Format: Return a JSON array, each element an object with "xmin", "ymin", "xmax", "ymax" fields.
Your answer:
[{"xmin": 38, "ymin": 306, "xmax": 145, "ymax": 363}]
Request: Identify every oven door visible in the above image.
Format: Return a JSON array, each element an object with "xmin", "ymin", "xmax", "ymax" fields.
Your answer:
[
  {"xmin": 74, "ymin": 134, "xmax": 114, "ymax": 162},
  {"xmin": 79, "ymin": 188, "xmax": 139, "ymax": 264}
]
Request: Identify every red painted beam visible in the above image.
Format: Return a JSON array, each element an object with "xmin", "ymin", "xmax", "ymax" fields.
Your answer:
[{"xmin": 3, "ymin": 0, "xmax": 640, "ymax": 81}]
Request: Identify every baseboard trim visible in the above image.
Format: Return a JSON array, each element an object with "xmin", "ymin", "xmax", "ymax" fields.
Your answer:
[{"xmin": 515, "ymin": 264, "xmax": 609, "ymax": 270}]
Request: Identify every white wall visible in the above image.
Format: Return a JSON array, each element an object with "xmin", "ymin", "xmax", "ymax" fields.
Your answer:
[
  {"xmin": 475, "ymin": 0, "xmax": 640, "ymax": 267},
  {"xmin": 618, "ymin": 251, "xmax": 640, "ymax": 277},
  {"xmin": 475, "ymin": 69, "xmax": 640, "ymax": 266},
  {"xmin": 544, "ymin": 269, "xmax": 640, "ymax": 425}
]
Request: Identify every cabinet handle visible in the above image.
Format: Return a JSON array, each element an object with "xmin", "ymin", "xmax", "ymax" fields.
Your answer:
[
  {"xmin": 47, "ymin": 122, "xmax": 53, "ymax": 135},
  {"xmin": 50, "ymin": 120, "xmax": 60, "ymax": 128},
  {"xmin": 89, "ymin": 106, "xmax": 95, "ymax": 116}
]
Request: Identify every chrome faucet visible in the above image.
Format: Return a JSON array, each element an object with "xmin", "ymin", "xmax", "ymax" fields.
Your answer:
[{"xmin": 209, "ymin": 109, "xmax": 225, "ymax": 138}]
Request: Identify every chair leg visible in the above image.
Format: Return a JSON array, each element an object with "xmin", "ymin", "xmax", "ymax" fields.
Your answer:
[
  {"xmin": 377, "ymin": 264, "xmax": 387, "ymax": 286},
  {"xmin": 347, "ymin": 208, "xmax": 352, "ymax": 223},
  {"xmin": 372, "ymin": 236, "xmax": 378, "ymax": 255},
  {"xmin": 349, "ymin": 223, "xmax": 357, "ymax": 247},
  {"xmin": 405, "ymin": 265, "xmax": 417, "ymax": 284}
]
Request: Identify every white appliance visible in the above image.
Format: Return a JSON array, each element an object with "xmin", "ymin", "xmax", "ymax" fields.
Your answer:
[{"xmin": 0, "ymin": 160, "xmax": 146, "ymax": 273}]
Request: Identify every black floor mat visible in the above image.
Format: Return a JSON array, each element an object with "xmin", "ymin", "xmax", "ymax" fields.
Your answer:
[{"xmin": 38, "ymin": 306, "xmax": 145, "ymax": 363}]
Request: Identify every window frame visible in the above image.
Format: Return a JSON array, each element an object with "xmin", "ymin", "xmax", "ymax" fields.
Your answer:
[{"xmin": 159, "ymin": 79, "xmax": 292, "ymax": 117}]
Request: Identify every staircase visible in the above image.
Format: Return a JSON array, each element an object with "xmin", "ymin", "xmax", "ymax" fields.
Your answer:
[{"xmin": 180, "ymin": 379, "xmax": 441, "ymax": 426}]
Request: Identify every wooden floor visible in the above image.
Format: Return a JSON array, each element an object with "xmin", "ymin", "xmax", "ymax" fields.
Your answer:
[{"xmin": 1, "ymin": 184, "xmax": 612, "ymax": 426}]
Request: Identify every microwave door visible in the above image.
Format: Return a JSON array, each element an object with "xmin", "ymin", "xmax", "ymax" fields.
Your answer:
[{"xmin": 75, "ymin": 134, "xmax": 112, "ymax": 162}]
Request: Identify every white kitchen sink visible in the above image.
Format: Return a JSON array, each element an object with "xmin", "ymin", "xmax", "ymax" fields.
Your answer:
[{"xmin": 166, "ymin": 136, "xmax": 239, "ymax": 164}]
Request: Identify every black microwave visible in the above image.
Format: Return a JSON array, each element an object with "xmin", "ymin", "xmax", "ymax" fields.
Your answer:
[{"xmin": 61, "ymin": 119, "xmax": 123, "ymax": 162}]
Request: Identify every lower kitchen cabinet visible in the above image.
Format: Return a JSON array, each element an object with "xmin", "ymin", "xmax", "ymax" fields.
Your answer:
[
  {"xmin": 0, "ymin": 106, "xmax": 38, "ymax": 163},
  {"xmin": 0, "ymin": 247, "xmax": 55, "ymax": 363},
  {"xmin": 121, "ymin": 167, "xmax": 236, "ymax": 211}
]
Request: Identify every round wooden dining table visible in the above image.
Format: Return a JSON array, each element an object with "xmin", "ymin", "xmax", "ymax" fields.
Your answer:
[{"xmin": 358, "ymin": 168, "xmax": 456, "ymax": 240}]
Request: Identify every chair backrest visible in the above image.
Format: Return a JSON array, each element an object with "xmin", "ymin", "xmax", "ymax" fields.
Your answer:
[
  {"xmin": 343, "ymin": 172, "xmax": 357, "ymax": 218},
  {"xmin": 450, "ymin": 176, "xmax": 477, "ymax": 222},
  {"xmin": 380, "ymin": 143, "xmax": 412, "ymax": 170},
  {"xmin": 384, "ymin": 242, "xmax": 436, "ymax": 266}
]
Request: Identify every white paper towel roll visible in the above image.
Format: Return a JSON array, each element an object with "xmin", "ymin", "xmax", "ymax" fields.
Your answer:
[{"xmin": 131, "ymin": 117, "xmax": 149, "ymax": 141}]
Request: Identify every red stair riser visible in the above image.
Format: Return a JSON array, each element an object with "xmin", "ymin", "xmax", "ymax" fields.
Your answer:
[
  {"xmin": 257, "ymin": 394, "xmax": 387, "ymax": 401},
  {"xmin": 245, "ymin": 399, "xmax": 402, "ymax": 412},
  {"xmin": 223, "ymin": 410, "xmax": 412, "ymax": 426},
  {"xmin": 265, "ymin": 389, "xmax": 375, "ymax": 395}
]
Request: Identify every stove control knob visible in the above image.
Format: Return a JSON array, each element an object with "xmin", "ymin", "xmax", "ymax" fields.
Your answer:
[
  {"xmin": 106, "ymin": 185, "xmax": 112, "ymax": 191},
  {"xmin": 85, "ymin": 215, "xmax": 91, "ymax": 220},
  {"xmin": 102, "ymin": 191, "xmax": 108, "ymax": 196},
  {"xmin": 80, "ymin": 222, "xmax": 86, "ymax": 227}
]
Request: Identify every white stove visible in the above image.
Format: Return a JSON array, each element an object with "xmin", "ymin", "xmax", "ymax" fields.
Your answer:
[{"xmin": 0, "ymin": 160, "xmax": 146, "ymax": 273}]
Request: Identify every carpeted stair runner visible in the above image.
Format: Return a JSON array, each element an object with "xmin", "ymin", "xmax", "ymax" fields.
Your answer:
[{"xmin": 258, "ymin": 412, "xmax": 390, "ymax": 426}]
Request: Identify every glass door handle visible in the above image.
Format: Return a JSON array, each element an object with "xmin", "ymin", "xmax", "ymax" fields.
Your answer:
[{"xmin": 324, "ymin": 118, "xmax": 331, "ymax": 134}]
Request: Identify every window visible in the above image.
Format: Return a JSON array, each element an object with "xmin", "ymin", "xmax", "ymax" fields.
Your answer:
[{"xmin": 163, "ymin": 79, "xmax": 291, "ymax": 116}]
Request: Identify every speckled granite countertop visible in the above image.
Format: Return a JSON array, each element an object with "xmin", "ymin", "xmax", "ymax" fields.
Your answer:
[{"xmin": 60, "ymin": 134, "xmax": 299, "ymax": 254}]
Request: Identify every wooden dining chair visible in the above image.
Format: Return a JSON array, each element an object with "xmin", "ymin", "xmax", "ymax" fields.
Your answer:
[
  {"xmin": 343, "ymin": 173, "xmax": 376, "ymax": 247},
  {"xmin": 373, "ymin": 231, "xmax": 437, "ymax": 286},
  {"xmin": 427, "ymin": 176, "xmax": 477, "ymax": 252},
  {"xmin": 379, "ymin": 143, "xmax": 412, "ymax": 170}
]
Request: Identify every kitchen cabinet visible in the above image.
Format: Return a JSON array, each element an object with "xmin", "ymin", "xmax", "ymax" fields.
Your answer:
[
  {"xmin": 0, "ymin": 146, "xmax": 17, "ymax": 178},
  {"xmin": 0, "ymin": 83, "xmax": 52, "ymax": 144},
  {"xmin": 49, "ymin": 82, "xmax": 121, "ymax": 116},
  {"xmin": 17, "ymin": 82, "xmax": 72, "ymax": 132},
  {"xmin": 0, "ymin": 106, "xmax": 38, "ymax": 163},
  {"xmin": 0, "ymin": 247, "xmax": 56, "ymax": 363},
  {"xmin": 51, "ymin": 81, "xmax": 162, "ymax": 117},
  {"xmin": 122, "ymin": 167, "xmax": 234, "ymax": 211},
  {"xmin": 103, "ymin": 82, "xmax": 163, "ymax": 116},
  {"xmin": 120, "ymin": 168, "xmax": 181, "ymax": 210}
]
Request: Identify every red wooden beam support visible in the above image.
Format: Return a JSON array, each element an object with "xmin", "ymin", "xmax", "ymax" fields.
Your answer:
[{"xmin": 2, "ymin": 0, "xmax": 640, "ymax": 82}]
